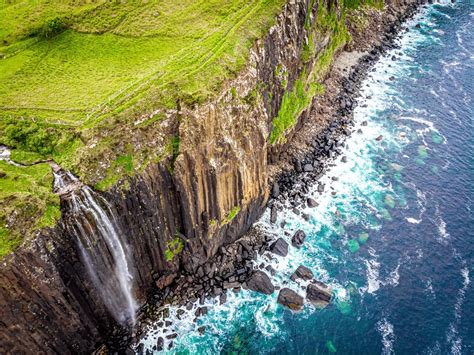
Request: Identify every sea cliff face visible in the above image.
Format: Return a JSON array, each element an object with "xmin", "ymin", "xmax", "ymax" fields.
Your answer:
[{"xmin": 0, "ymin": 0, "xmax": 423, "ymax": 352}]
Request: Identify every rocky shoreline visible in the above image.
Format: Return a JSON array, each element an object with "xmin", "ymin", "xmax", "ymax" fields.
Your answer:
[{"xmin": 102, "ymin": 1, "xmax": 426, "ymax": 352}]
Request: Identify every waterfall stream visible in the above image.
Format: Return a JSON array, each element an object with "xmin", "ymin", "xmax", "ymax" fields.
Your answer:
[{"xmin": 53, "ymin": 171, "xmax": 137, "ymax": 325}]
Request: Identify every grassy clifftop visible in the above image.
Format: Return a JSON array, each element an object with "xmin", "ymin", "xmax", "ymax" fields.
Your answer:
[{"xmin": 0, "ymin": 0, "xmax": 286, "ymax": 255}]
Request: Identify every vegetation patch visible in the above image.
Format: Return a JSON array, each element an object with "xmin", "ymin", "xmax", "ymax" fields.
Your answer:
[
  {"xmin": 221, "ymin": 205, "xmax": 241, "ymax": 226},
  {"xmin": 164, "ymin": 235, "xmax": 184, "ymax": 262},
  {"xmin": 0, "ymin": 160, "xmax": 60, "ymax": 257},
  {"xmin": 269, "ymin": 0, "xmax": 379, "ymax": 144}
]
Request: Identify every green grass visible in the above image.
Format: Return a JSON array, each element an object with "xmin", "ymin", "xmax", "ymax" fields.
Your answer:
[
  {"xmin": 0, "ymin": 160, "xmax": 60, "ymax": 257},
  {"xmin": 1, "ymin": 0, "xmax": 285, "ymax": 126},
  {"xmin": 220, "ymin": 205, "xmax": 241, "ymax": 226}
]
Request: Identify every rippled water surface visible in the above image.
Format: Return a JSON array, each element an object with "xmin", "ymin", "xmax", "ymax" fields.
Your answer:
[{"xmin": 141, "ymin": 2, "xmax": 473, "ymax": 353}]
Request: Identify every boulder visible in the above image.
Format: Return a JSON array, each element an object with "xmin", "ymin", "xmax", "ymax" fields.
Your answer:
[
  {"xmin": 272, "ymin": 182, "xmax": 280, "ymax": 198},
  {"xmin": 270, "ymin": 205, "xmax": 278, "ymax": 224},
  {"xmin": 291, "ymin": 230, "xmax": 306, "ymax": 248},
  {"xmin": 303, "ymin": 164, "xmax": 314, "ymax": 172},
  {"xmin": 307, "ymin": 198, "xmax": 318, "ymax": 208},
  {"xmin": 247, "ymin": 270, "xmax": 275, "ymax": 295},
  {"xmin": 290, "ymin": 265, "xmax": 314, "ymax": 282},
  {"xmin": 306, "ymin": 281, "xmax": 332, "ymax": 307},
  {"xmin": 277, "ymin": 288, "xmax": 304, "ymax": 310},
  {"xmin": 269, "ymin": 238, "xmax": 289, "ymax": 257}
]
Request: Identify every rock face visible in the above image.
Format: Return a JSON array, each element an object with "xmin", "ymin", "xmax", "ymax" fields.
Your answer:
[
  {"xmin": 290, "ymin": 265, "xmax": 314, "ymax": 282},
  {"xmin": 247, "ymin": 270, "xmax": 275, "ymax": 295},
  {"xmin": 306, "ymin": 281, "xmax": 333, "ymax": 307},
  {"xmin": 0, "ymin": 0, "xmax": 424, "ymax": 352},
  {"xmin": 277, "ymin": 288, "xmax": 304, "ymax": 310},
  {"xmin": 269, "ymin": 238, "xmax": 289, "ymax": 257}
]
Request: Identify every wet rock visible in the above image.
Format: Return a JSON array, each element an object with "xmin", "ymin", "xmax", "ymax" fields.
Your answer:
[
  {"xmin": 247, "ymin": 270, "xmax": 275, "ymax": 295},
  {"xmin": 277, "ymin": 288, "xmax": 304, "ymax": 311},
  {"xmin": 197, "ymin": 326, "xmax": 206, "ymax": 335},
  {"xmin": 156, "ymin": 337, "xmax": 164, "ymax": 351},
  {"xmin": 290, "ymin": 265, "xmax": 314, "ymax": 282},
  {"xmin": 269, "ymin": 238, "xmax": 288, "ymax": 257},
  {"xmin": 291, "ymin": 230, "xmax": 306, "ymax": 248},
  {"xmin": 166, "ymin": 333, "xmax": 178, "ymax": 340},
  {"xmin": 307, "ymin": 198, "xmax": 318, "ymax": 208},
  {"xmin": 272, "ymin": 182, "xmax": 280, "ymax": 198},
  {"xmin": 219, "ymin": 293, "xmax": 227, "ymax": 305},
  {"xmin": 306, "ymin": 281, "xmax": 332, "ymax": 307},
  {"xmin": 270, "ymin": 205, "xmax": 278, "ymax": 224},
  {"xmin": 317, "ymin": 184, "xmax": 325, "ymax": 193}
]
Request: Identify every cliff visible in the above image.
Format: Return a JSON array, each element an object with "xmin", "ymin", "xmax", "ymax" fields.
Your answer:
[{"xmin": 0, "ymin": 0, "xmax": 423, "ymax": 352}]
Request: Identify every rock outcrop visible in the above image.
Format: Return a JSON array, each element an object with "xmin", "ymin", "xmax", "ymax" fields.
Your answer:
[
  {"xmin": 269, "ymin": 238, "xmax": 289, "ymax": 257},
  {"xmin": 290, "ymin": 265, "xmax": 314, "ymax": 282},
  {"xmin": 277, "ymin": 288, "xmax": 304, "ymax": 310},
  {"xmin": 247, "ymin": 270, "xmax": 275, "ymax": 295},
  {"xmin": 306, "ymin": 281, "xmax": 333, "ymax": 307}
]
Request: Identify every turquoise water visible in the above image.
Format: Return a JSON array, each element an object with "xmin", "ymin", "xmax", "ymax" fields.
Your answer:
[{"xmin": 140, "ymin": 2, "xmax": 473, "ymax": 353}]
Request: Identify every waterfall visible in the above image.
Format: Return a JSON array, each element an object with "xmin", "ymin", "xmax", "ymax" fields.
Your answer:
[{"xmin": 53, "ymin": 171, "xmax": 137, "ymax": 325}]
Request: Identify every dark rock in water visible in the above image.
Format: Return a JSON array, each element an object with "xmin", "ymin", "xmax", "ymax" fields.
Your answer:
[
  {"xmin": 415, "ymin": 23, "xmax": 421, "ymax": 28},
  {"xmin": 247, "ymin": 270, "xmax": 275, "ymax": 295},
  {"xmin": 341, "ymin": 156, "xmax": 348, "ymax": 163},
  {"xmin": 197, "ymin": 326, "xmax": 206, "ymax": 335},
  {"xmin": 307, "ymin": 198, "xmax": 318, "ymax": 208},
  {"xmin": 290, "ymin": 265, "xmax": 314, "ymax": 282},
  {"xmin": 303, "ymin": 164, "xmax": 314, "ymax": 172},
  {"xmin": 317, "ymin": 184, "xmax": 324, "ymax": 193},
  {"xmin": 270, "ymin": 205, "xmax": 278, "ymax": 224},
  {"xmin": 219, "ymin": 292, "xmax": 227, "ymax": 305},
  {"xmin": 291, "ymin": 230, "xmax": 306, "ymax": 248},
  {"xmin": 361, "ymin": 121, "xmax": 368, "ymax": 126},
  {"xmin": 272, "ymin": 182, "xmax": 280, "ymax": 198},
  {"xmin": 269, "ymin": 238, "xmax": 289, "ymax": 257},
  {"xmin": 166, "ymin": 333, "xmax": 178, "ymax": 340},
  {"xmin": 302, "ymin": 213, "xmax": 310, "ymax": 222},
  {"xmin": 306, "ymin": 281, "xmax": 332, "ymax": 307},
  {"xmin": 277, "ymin": 288, "xmax": 304, "ymax": 310},
  {"xmin": 156, "ymin": 337, "xmax": 164, "ymax": 351},
  {"xmin": 376, "ymin": 135, "xmax": 383, "ymax": 141},
  {"xmin": 265, "ymin": 264, "xmax": 277, "ymax": 276}
]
